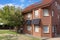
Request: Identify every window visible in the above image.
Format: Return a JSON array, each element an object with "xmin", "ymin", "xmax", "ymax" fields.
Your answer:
[
  {"xmin": 55, "ymin": 2, "xmax": 60, "ymax": 9},
  {"xmin": 27, "ymin": 13, "xmax": 31, "ymax": 20},
  {"xmin": 52, "ymin": 11, "xmax": 54, "ymax": 16},
  {"xmin": 43, "ymin": 25, "xmax": 49, "ymax": 33},
  {"xmin": 34, "ymin": 25, "xmax": 39, "ymax": 32},
  {"xmin": 34, "ymin": 10, "xmax": 39, "ymax": 18},
  {"xmin": 27, "ymin": 25, "xmax": 31, "ymax": 31},
  {"xmin": 57, "ymin": 4, "xmax": 60, "ymax": 9},
  {"xmin": 58, "ymin": 15, "xmax": 60, "ymax": 19},
  {"xmin": 55, "ymin": 2, "xmax": 58, "ymax": 6},
  {"xmin": 52, "ymin": 25, "xmax": 57, "ymax": 33},
  {"xmin": 43, "ymin": 9, "xmax": 49, "ymax": 16},
  {"xmin": 52, "ymin": 26, "xmax": 55, "ymax": 33}
]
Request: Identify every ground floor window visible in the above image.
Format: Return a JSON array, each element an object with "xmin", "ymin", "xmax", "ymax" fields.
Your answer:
[
  {"xmin": 34, "ymin": 25, "xmax": 39, "ymax": 32},
  {"xmin": 52, "ymin": 25, "xmax": 57, "ymax": 33},
  {"xmin": 43, "ymin": 25, "xmax": 49, "ymax": 33},
  {"xmin": 27, "ymin": 25, "xmax": 31, "ymax": 31}
]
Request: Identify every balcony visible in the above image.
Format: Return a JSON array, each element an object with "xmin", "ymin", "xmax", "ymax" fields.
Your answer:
[
  {"xmin": 25, "ymin": 19, "xmax": 41, "ymax": 25},
  {"xmin": 26, "ymin": 20, "xmax": 31, "ymax": 25},
  {"xmin": 32, "ymin": 19, "xmax": 41, "ymax": 25}
]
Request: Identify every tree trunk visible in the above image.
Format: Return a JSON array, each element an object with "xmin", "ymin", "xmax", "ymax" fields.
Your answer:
[{"xmin": 14, "ymin": 27, "xmax": 17, "ymax": 32}]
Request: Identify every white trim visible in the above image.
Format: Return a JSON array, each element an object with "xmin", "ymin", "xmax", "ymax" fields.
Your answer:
[
  {"xmin": 34, "ymin": 25, "xmax": 39, "ymax": 32},
  {"xmin": 43, "ymin": 25, "xmax": 49, "ymax": 33},
  {"xmin": 34, "ymin": 10, "xmax": 39, "ymax": 18},
  {"xmin": 43, "ymin": 9, "xmax": 49, "ymax": 16},
  {"xmin": 52, "ymin": 11, "xmax": 54, "ymax": 16},
  {"xmin": 27, "ymin": 25, "xmax": 31, "ymax": 31}
]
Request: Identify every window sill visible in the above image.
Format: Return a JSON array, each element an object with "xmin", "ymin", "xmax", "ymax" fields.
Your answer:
[
  {"xmin": 35, "ymin": 32, "xmax": 39, "ymax": 33},
  {"xmin": 44, "ymin": 33, "xmax": 49, "ymax": 34},
  {"xmin": 43, "ymin": 16, "xmax": 49, "ymax": 17}
]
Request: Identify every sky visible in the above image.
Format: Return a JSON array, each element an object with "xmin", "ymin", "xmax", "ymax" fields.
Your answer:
[{"xmin": 0, "ymin": 0, "xmax": 42, "ymax": 9}]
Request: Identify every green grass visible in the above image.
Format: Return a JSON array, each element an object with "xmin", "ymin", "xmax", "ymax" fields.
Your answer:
[
  {"xmin": 0, "ymin": 36, "xmax": 40, "ymax": 40},
  {"xmin": 31, "ymin": 37, "xmax": 40, "ymax": 40},
  {"xmin": 0, "ymin": 36, "xmax": 5, "ymax": 40},
  {"xmin": 0, "ymin": 30, "xmax": 17, "ymax": 34},
  {"xmin": 0, "ymin": 30, "xmax": 41, "ymax": 40},
  {"xmin": 0, "ymin": 36, "xmax": 17, "ymax": 40}
]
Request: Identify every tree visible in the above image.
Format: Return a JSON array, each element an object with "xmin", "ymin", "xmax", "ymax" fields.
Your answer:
[
  {"xmin": 0, "ymin": 9, "xmax": 9, "ymax": 25},
  {"xmin": 0, "ymin": 5, "xmax": 23, "ymax": 31}
]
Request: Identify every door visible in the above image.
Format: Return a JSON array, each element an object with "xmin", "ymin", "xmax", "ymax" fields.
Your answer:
[{"xmin": 54, "ymin": 26, "xmax": 57, "ymax": 36}]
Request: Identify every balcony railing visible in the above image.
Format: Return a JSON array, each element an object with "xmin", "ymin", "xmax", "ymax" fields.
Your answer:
[
  {"xmin": 32, "ymin": 19, "xmax": 41, "ymax": 25},
  {"xmin": 25, "ymin": 19, "xmax": 41, "ymax": 25},
  {"xmin": 26, "ymin": 20, "xmax": 31, "ymax": 25}
]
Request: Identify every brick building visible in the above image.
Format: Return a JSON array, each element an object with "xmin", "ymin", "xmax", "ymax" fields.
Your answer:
[{"xmin": 22, "ymin": 0, "xmax": 60, "ymax": 37}]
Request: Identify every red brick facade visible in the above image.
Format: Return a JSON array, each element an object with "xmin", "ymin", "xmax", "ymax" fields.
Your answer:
[{"xmin": 22, "ymin": 0, "xmax": 60, "ymax": 38}]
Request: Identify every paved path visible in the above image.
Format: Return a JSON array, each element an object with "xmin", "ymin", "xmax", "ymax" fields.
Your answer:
[{"xmin": 47, "ymin": 37, "xmax": 60, "ymax": 40}]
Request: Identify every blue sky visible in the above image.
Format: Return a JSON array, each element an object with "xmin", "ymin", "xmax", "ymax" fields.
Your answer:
[{"xmin": 0, "ymin": 0, "xmax": 41, "ymax": 9}]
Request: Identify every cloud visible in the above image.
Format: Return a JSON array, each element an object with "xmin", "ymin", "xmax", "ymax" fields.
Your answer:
[
  {"xmin": 0, "ymin": 3, "xmax": 25, "ymax": 9},
  {"xmin": 0, "ymin": 3, "xmax": 21, "ymax": 9},
  {"xmin": 0, "ymin": 5, "xmax": 4, "ymax": 9},
  {"xmin": 20, "ymin": 4, "xmax": 25, "ymax": 8},
  {"xmin": 5, "ymin": 3, "xmax": 14, "ymax": 6}
]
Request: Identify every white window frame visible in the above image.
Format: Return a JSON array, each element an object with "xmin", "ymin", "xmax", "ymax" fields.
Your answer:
[
  {"xmin": 55, "ymin": 2, "xmax": 58, "ymax": 6},
  {"xmin": 34, "ymin": 10, "xmax": 39, "ymax": 17},
  {"xmin": 52, "ymin": 10, "xmax": 54, "ymax": 16},
  {"xmin": 27, "ymin": 25, "xmax": 31, "ymax": 31},
  {"xmin": 43, "ymin": 9, "xmax": 49, "ymax": 16},
  {"xmin": 57, "ymin": 4, "xmax": 60, "ymax": 9},
  {"xmin": 58, "ymin": 15, "xmax": 59, "ymax": 19},
  {"xmin": 27, "ymin": 13, "xmax": 31, "ymax": 20},
  {"xmin": 34, "ymin": 25, "xmax": 39, "ymax": 32},
  {"xmin": 43, "ymin": 25, "xmax": 49, "ymax": 33},
  {"xmin": 52, "ymin": 26, "xmax": 55, "ymax": 33},
  {"xmin": 55, "ymin": 2, "xmax": 60, "ymax": 9}
]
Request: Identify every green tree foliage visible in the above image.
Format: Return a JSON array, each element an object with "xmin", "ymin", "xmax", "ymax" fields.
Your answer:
[{"xmin": 0, "ymin": 5, "xmax": 23, "ymax": 27}]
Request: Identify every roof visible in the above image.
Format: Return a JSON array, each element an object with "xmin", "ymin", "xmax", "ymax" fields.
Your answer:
[{"xmin": 23, "ymin": 0, "xmax": 54, "ymax": 13}]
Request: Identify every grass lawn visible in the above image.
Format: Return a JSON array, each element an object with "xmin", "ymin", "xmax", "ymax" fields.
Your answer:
[
  {"xmin": 0, "ymin": 30, "xmax": 41, "ymax": 40},
  {"xmin": 0, "ymin": 30, "xmax": 17, "ymax": 34}
]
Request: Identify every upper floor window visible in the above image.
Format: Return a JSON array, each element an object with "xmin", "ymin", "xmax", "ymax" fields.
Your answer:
[
  {"xmin": 57, "ymin": 4, "xmax": 60, "ymax": 9},
  {"xmin": 43, "ymin": 9, "xmax": 49, "ymax": 16},
  {"xmin": 27, "ymin": 13, "xmax": 31, "ymax": 20},
  {"xmin": 58, "ymin": 15, "xmax": 59, "ymax": 19},
  {"xmin": 55, "ymin": 2, "xmax": 58, "ymax": 6},
  {"xmin": 55, "ymin": 2, "xmax": 60, "ymax": 9},
  {"xmin": 34, "ymin": 10, "xmax": 39, "ymax": 18},
  {"xmin": 52, "ymin": 10, "xmax": 54, "ymax": 16}
]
